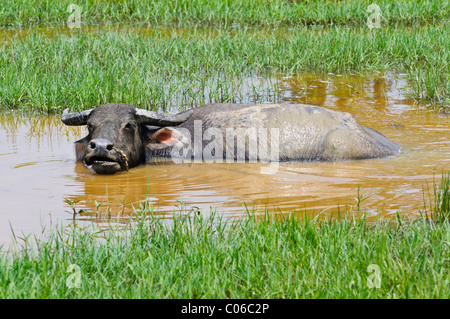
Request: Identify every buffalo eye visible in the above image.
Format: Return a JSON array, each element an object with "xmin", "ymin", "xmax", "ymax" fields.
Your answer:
[
  {"xmin": 87, "ymin": 123, "xmax": 94, "ymax": 132},
  {"xmin": 123, "ymin": 122, "xmax": 136, "ymax": 131}
]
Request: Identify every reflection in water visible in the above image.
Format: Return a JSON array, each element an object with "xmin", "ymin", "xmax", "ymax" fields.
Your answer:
[
  {"xmin": 0, "ymin": 24, "xmax": 293, "ymax": 44},
  {"xmin": 1, "ymin": 25, "xmax": 194, "ymax": 43},
  {"xmin": 0, "ymin": 72, "xmax": 449, "ymax": 246}
]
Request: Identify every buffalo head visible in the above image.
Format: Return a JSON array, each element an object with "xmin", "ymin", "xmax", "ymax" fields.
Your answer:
[{"xmin": 62, "ymin": 103, "xmax": 192, "ymax": 174}]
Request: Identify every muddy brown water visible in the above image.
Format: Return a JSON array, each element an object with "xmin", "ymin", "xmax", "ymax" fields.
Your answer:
[
  {"xmin": 0, "ymin": 24, "xmax": 288, "ymax": 44},
  {"xmin": 0, "ymin": 72, "xmax": 449, "ymax": 246}
]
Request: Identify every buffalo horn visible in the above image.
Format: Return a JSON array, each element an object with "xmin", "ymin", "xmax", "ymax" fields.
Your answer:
[
  {"xmin": 135, "ymin": 108, "xmax": 193, "ymax": 126},
  {"xmin": 61, "ymin": 108, "xmax": 93, "ymax": 126}
]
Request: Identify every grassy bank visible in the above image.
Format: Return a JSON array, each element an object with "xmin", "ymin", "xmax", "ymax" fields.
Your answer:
[
  {"xmin": 1, "ymin": 173, "xmax": 448, "ymax": 298},
  {"xmin": 1, "ymin": 24, "xmax": 448, "ymax": 113},
  {"xmin": 1, "ymin": 0, "xmax": 448, "ymax": 28},
  {"xmin": 1, "ymin": 208, "xmax": 449, "ymax": 298}
]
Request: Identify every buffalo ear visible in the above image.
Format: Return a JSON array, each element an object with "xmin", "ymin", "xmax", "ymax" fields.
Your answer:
[
  {"xmin": 151, "ymin": 128, "xmax": 183, "ymax": 145},
  {"xmin": 142, "ymin": 126, "xmax": 191, "ymax": 160},
  {"xmin": 75, "ymin": 136, "xmax": 90, "ymax": 161},
  {"xmin": 145, "ymin": 127, "xmax": 190, "ymax": 146}
]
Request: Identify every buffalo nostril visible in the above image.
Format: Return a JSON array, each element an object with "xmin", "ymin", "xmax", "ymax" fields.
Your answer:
[{"xmin": 89, "ymin": 139, "xmax": 114, "ymax": 152}]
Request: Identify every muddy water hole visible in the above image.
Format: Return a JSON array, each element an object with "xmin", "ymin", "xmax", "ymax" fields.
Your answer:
[{"xmin": 1, "ymin": 71, "xmax": 449, "ymax": 246}]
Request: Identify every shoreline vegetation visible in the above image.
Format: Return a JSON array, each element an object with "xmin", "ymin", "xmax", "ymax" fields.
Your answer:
[
  {"xmin": 0, "ymin": 172, "xmax": 448, "ymax": 298},
  {"xmin": 0, "ymin": 0, "xmax": 448, "ymax": 113},
  {"xmin": 0, "ymin": 24, "xmax": 448, "ymax": 113},
  {"xmin": 1, "ymin": 0, "xmax": 448, "ymax": 28}
]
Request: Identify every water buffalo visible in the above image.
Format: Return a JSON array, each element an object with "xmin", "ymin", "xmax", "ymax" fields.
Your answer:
[{"xmin": 61, "ymin": 103, "xmax": 400, "ymax": 174}]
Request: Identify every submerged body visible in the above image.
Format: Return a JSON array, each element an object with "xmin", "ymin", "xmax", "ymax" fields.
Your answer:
[
  {"xmin": 61, "ymin": 103, "xmax": 400, "ymax": 174},
  {"xmin": 147, "ymin": 103, "xmax": 399, "ymax": 162}
]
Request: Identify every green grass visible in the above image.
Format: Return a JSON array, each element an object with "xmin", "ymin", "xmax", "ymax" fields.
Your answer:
[
  {"xmin": 0, "ymin": 0, "xmax": 448, "ymax": 28},
  {"xmin": 1, "ymin": 24, "xmax": 448, "ymax": 113},
  {"xmin": 435, "ymin": 173, "xmax": 450, "ymax": 221},
  {"xmin": 1, "ymin": 206, "xmax": 449, "ymax": 298},
  {"xmin": 424, "ymin": 172, "xmax": 450, "ymax": 223}
]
